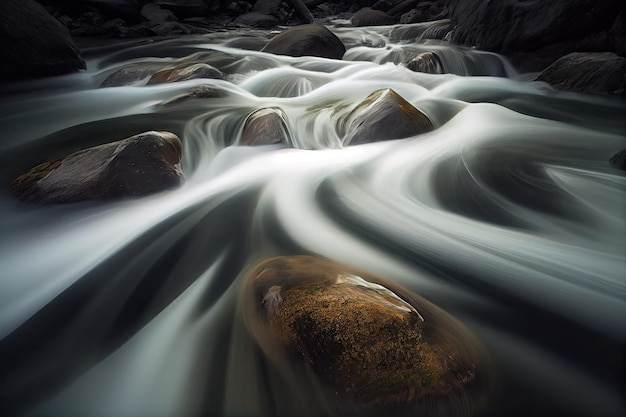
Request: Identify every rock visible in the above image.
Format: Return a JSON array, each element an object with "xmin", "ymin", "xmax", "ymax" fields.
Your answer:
[
  {"xmin": 84, "ymin": 0, "xmax": 141, "ymax": 22},
  {"xmin": 450, "ymin": 0, "xmax": 624, "ymax": 72},
  {"xmin": 240, "ymin": 108, "xmax": 291, "ymax": 146},
  {"xmin": 536, "ymin": 52, "xmax": 626, "ymax": 96},
  {"xmin": 262, "ymin": 24, "xmax": 345, "ymax": 60},
  {"xmin": 351, "ymin": 7, "xmax": 396, "ymax": 26},
  {"xmin": 399, "ymin": 8, "xmax": 425, "ymax": 24},
  {"xmin": 0, "ymin": 0, "xmax": 85, "ymax": 82},
  {"xmin": 101, "ymin": 62, "xmax": 171, "ymax": 87},
  {"xmin": 234, "ymin": 12, "xmax": 278, "ymax": 28},
  {"xmin": 159, "ymin": 85, "xmax": 228, "ymax": 107},
  {"xmin": 406, "ymin": 51, "xmax": 444, "ymax": 74},
  {"xmin": 609, "ymin": 149, "xmax": 626, "ymax": 170},
  {"xmin": 11, "ymin": 131, "xmax": 183, "ymax": 204},
  {"xmin": 147, "ymin": 63, "xmax": 223, "ymax": 84},
  {"xmin": 140, "ymin": 3, "xmax": 177, "ymax": 23},
  {"xmin": 343, "ymin": 89, "xmax": 434, "ymax": 145},
  {"xmin": 154, "ymin": 0, "xmax": 208, "ymax": 19},
  {"xmin": 243, "ymin": 255, "xmax": 479, "ymax": 407},
  {"xmin": 387, "ymin": 0, "xmax": 419, "ymax": 17}
]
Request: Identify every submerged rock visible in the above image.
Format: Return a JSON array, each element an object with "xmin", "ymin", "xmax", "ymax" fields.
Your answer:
[
  {"xmin": 0, "ymin": 0, "xmax": 85, "ymax": 81},
  {"xmin": 262, "ymin": 24, "xmax": 345, "ymax": 60},
  {"xmin": 11, "ymin": 131, "xmax": 183, "ymax": 204},
  {"xmin": 243, "ymin": 255, "xmax": 479, "ymax": 408},
  {"xmin": 343, "ymin": 88, "xmax": 434, "ymax": 145},
  {"xmin": 406, "ymin": 51, "xmax": 444, "ymax": 74},
  {"xmin": 240, "ymin": 107, "xmax": 291, "ymax": 146},
  {"xmin": 147, "ymin": 63, "xmax": 223, "ymax": 84},
  {"xmin": 351, "ymin": 7, "xmax": 396, "ymax": 26},
  {"xmin": 609, "ymin": 149, "xmax": 626, "ymax": 170},
  {"xmin": 536, "ymin": 52, "xmax": 626, "ymax": 96},
  {"xmin": 101, "ymin": 62, "xmax": 171, "ymax": 87}
]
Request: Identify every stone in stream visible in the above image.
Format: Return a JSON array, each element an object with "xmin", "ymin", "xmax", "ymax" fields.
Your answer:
[
  {"xmin": 609, "ymin": 149, "xmax": 626, "ymax": 170},
  {"xmin": 147, "ymin": 63, "xmax": 223, "ymax": 84},
  {"xmin": 11, "ymin": 131, "xmax": 183, "ymax": 204},
  {"xmin": 262, "ymin": 24, "xmax": 346, "ymax": 60},
  {"xmin": 351, "ymin": 7, "xmax": 397, "ymax": 26},
  {"xmin": 343, "ymin": 88, "xmax": 434, "ymax": 145},
  {"xmin": 242, "ymin": 255, "xmax": 480, "ymax": 409},
  {"xmin": 406, "ymin": 51, "xmax": 444, "ymax": 74},
  {"xmin": 240, "ymin": 107, "xmax": 292, "ymax": 146},
  {"xmin": 536, "ymin": 52, "xmax": 626, "ymax": 96}
]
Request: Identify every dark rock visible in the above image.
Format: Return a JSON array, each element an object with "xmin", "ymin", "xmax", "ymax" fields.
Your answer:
[
  {"xmin": 0, "ymin": 0, "xmax": 85, "ymax": 81},
  {"xmin": 371, "ymin": 0, "xmax": 403, "ymax": 12},
  {"xmin": 343, "ymin": 88, "xmax": 434, "ymax": 145},
  {"xmin": 234, "ymin": 12, "xmax": 278, "ymax": 28},
  {"xmin": 450, "ymin": 0, "xmax": 625, "ymax": 72},
  {"xmin": 243, "ymin": 255, "xmax": 479, "ymax": 407},
  {"xmin": 387, "ymin": 0, "xmax": 419, "ymax": 17},
  {"xmin": 400, "ymin": 9, "xmax": 426, "ymax": 24},
  {"xmin": 147, "ymin": 63, "xmax": 223, "ymax": 84},
  {"xmin": 85, "ymin": 0, "xmax": 140, "ymax": 21},
  {"xmin": 240, "ymin": 108, "xmax": 291, "ymax": 146},
  {"xmin": 351, "ymin": 7, "xmax": 396, "ymax": 26},
  {"xmin": 140, "ymin": 3, "xmax": 177, "ymax": 23},
  {"xmin": 406, "ymin": 51, "xmax": 444, "ymax": 74},
  {"xmin": 154, "ymin": 0, "xmax": 208, "ymax": 19},
  {"xmin": 536, "ymin": 52, "xmax": 626, "ymax": 96},
  {"xmin": 11, "ymin": 131, "xmax": 183, "ymax": 204},
  {"xmin": 262, "ymin": 24, "xmax": 346, "ymax": 59},
  {"xmin": 609, "ymin": 149, "xmax": 626, "ymax": 170}
]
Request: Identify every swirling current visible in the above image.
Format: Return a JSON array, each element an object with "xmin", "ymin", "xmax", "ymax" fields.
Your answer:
[{"xmin": 0, "ymin": 20, "xmax": 624, "ymax": 417}]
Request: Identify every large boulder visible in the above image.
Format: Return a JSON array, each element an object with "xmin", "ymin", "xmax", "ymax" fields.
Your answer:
[
  {"xmin": 342, "ymin": 88, "xmax": 434, "ymax": 145},
  {"xmin": 0, "ymin": 0, "xmax": 85, "ymax": 82},
  {"xmin": 240, "ymin": 108, "xmax": 292, "ymax": 146},
  {"xmin": 262, "ymin": 24, "xmax": 346, "ymax": 60},
  {"xmin": 243, "ymin": 255, "xmax": 479, "ymax": 408},
  {"xmin": 536, "ymin": 52, "xmax": 626, "ymax": 96},
  {"xmin": 351, "ymin": 7, "xmax": 396, "ymax": 26},
  {"xmin": 449, "ymin": 0, "xmax": 625, "ymax": 72},
  {"xmin": 11, "ymin": 131, "xmax": 183, "ymax": 204}
]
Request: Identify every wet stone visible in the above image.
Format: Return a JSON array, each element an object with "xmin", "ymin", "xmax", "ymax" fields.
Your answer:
[
  {"xmin": 240, "ymin": 107, "xmax": 291, "ymax": 146},
  {"xmin": 11, "ymin": 131, "xmax": 183, "ymax": 204},
  {"xmin": 243, "ymin": 255, "xmax": 480, "ymax": 408},
  {"xmin": 342, "ymin": 88, "xmax": 434, "ymax": 145}
]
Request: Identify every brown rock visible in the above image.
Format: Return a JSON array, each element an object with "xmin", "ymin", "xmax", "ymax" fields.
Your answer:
[
  {"xmin": 11, "ymin": 131, "xmax": 183, "ymax": 204},
  {"xmin": 242, "ymin": 256, "xmax": 480, "ymax": 408},
  {"xmin": 240, "ymin": 107, "xmax": 291, "ymax": 146},
  {"xmin": 406, "ymin": 51, "xmax": 444, "ymax": 74},
  {"xmin": 147, "ymin": 63, "xmax": 222, "ymax": 84},
  {"xmin": 343, "ymin": 88, "xmax": 434, "ymax": 145}
]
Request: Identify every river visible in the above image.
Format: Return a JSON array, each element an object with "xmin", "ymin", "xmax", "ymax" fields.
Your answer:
[{"xmin": 0, "ymin": 19, "xmax": 624, "ymax": 417}]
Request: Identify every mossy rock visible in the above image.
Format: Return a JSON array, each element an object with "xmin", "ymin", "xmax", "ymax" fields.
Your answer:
[{"xmin": 242, "ymin": 255, "xmax": 481, "ymax": 409}]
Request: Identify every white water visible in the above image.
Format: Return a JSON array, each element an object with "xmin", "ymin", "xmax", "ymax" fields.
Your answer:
[{"xmin": 0, "ymin": 21, "xmax": 624, "ymax": 417}]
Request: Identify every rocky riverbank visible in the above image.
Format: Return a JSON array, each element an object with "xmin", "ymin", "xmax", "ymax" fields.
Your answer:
[{"xmin": 2, "ymin": 0, "xmax": 624, "ymax": 83}]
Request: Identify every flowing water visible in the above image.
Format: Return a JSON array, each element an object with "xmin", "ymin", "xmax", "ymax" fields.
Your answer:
[{"xmin": 0, "ymin": 20, "xmax": 624, "ymax": 417}]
